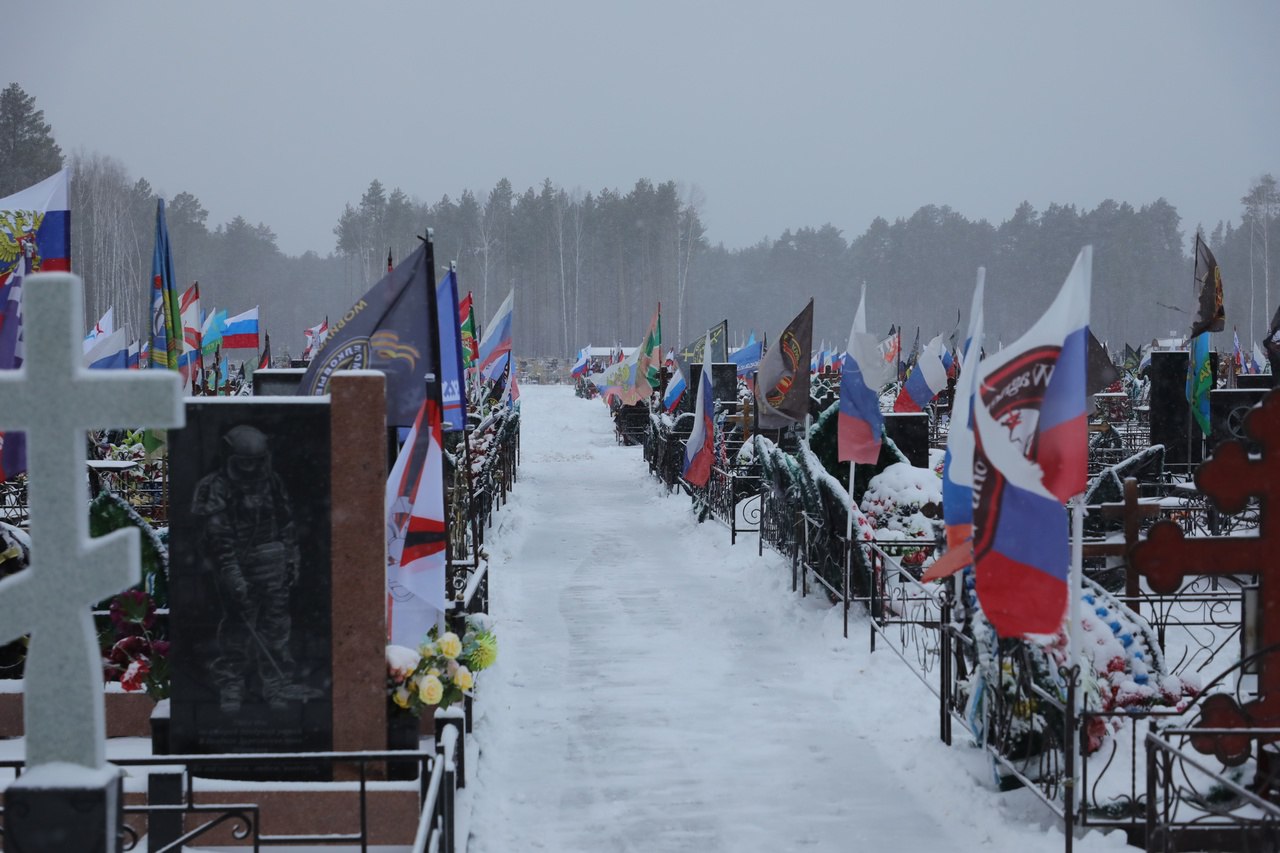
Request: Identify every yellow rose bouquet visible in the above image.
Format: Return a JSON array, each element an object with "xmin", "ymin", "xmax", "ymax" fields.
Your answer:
[{"xmin": 386, "ymin": 617, "xmax": 498, "ymax": 717}]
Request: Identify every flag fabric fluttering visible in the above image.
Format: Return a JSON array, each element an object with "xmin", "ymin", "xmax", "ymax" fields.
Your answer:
[
  {"xmin": 258, "ymin": 333, "xmax": 272, "ymax": 370},
  {"xmin": 971, "ymin": 248, "xmax": 1091, "ymax": 638},
  {"xmin": 85, "ymin": 328, "xmax": 130, "ymax": 370},
  {"xmin": 149, "ymin": 199, "xmax": 183, "ymax": 372},
  {"xmin": 299, "ymin": 242, "xmax": 436, "ymax": 428},
  {"xmin": 756, "ymin": 299, "xmax": 814, "ymax": 430},
  {"xmin": 126, "ymin": 339, "xmax": 141, "ymax": 370},
  {"xmin": 301, "ymin": 319, "xmax": 328, "ymax": 361},
  {"xmin": 839, "ymin": 286, "xmax": 889, "ymax": 464},
  {"xmin": 571, "ymin": 346, "xmax": 590, "ymax": 378},
  {"xmin": 84, "ymin": 307, "xmax": 114, "ymax": 353},
  {"xmin": 893, "ymin": 333, "xmax": 948, "ymax": 413},
  {"xmin": 662, "ymin": 368, "xmax": 686, "ymax": 412},
  {"xmin": 729, "ymin": 337, "xmax": 763, "ymax": 379},
  {"xmin": 0, "ymin": 169, "xmax": 70, "ymax": 288},
  {"xmin": 636, "ymin": 305, "xmax": 663, "ymax": 394},
  {"xmin": 476, "ymin": 289, "xmax": 514, "ymax": 378},
  {"xmin": 682, "ymin": 335, "xmax": 716, "ymax": 487},
  {"xmin": 201, "ymin": 308, "xmax": 227, "ymax": 357},
  {"xmin": 222, "ymin": 306, "xmax": 260, "ymax": 349},
  {"xmin": 436, "ymin": 267, "xmax": 467, "ymax": 432},
  {"xmin": 1186, "ymin": 331, "xmax": 1212, "ymax": 437},
  {"xmin": 385, "ymin": 398, "xmax": 448, "ymax": 645},
  {"xmin": 924, "ymin": 270, "xmax": 986, "ymax": 583},
  {"xmin": 1189, "ymin": 235, "xmax": 1225, "ymax": 339},
  {"xmin": 1233, "ymin": 328, "xmax": 1244, "ymax": 374},
  {"xmin": 0, "ymin": 252, "xmax": 29, "ymax": 481},
  {"xmin": 177, "ymin": 282, "xmax": 203, "ymax": 384},
  {"xmin": 459, "ymin": 292, "xmax": 479, "ymax": 369}
]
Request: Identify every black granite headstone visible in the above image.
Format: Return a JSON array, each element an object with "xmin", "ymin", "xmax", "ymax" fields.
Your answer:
[
  {"xmin": 884, "ymin": 412, "xmax": 929, "ymax": 468},
  {"xmin": 1149, "ymin": 350, "xmax": 1218, "ymax": 466},
  {"xmin": 687, "ymin": 363, "xmax": 739, "ymax": 406},
  {"xmin": 167, "ymin": 400, "xmax": 333, "ymax": 780},
  {"xmin": 252, "ymin": 368, "xmax": 306, "ymax": 396},
  {"xmin": 1211, "ymin": 387, "xmax": 1269, "ymax": 454}
]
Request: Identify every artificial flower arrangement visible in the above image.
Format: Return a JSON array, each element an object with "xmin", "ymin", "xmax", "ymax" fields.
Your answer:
[
  {"xmin": 100, "ymin": 589, "xmax": 170, "ymax": 701},
  {"xmin": 386, "ymin": 618, "xmax": 497, "ymax": 716}
]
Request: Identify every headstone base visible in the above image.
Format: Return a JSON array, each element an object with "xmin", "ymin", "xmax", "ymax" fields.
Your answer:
[{"xmin": 3, "ymin": 763, "xmax": 122, "ymax": 853}]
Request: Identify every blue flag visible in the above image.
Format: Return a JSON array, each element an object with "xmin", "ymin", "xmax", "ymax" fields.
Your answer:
[
  {"xmin": 299, "ymin": 242, "xmax": 435, "ymax": 428},
  {"xmin": 437, "ymin": 267, "xmax": 466, "ymax": 432}
]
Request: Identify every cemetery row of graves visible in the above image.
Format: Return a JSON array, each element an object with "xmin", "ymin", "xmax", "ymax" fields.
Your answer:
[
  {"xmin": 582, "ymin": 310, "xmax": 1280, "ymax": 851},
  {"xmin": 0, "ymin": 217, "xmax": 522, "ymax": 850}
]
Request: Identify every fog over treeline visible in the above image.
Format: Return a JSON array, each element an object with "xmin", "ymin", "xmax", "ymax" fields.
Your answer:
[{"xmin": 5, "ymin": 84, "xmax": 1278, "ymax": 360}]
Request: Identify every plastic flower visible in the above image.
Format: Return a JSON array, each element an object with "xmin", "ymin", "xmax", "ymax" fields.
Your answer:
[
  {"xmin": 418, "ymin": 641, "xmax": 437, "ymax": 658},
  {"xmin": 121, "ymin": 659, "xmax": 150, "ymax": 692},
  {"xmin": 392, "ymin": 686, "xmax": 412, "ymax": 709},
  {"xmin": 468, "ymin": 632, "xmax": 498, "ymax": 671},
  {"xmin": 454, "ymin": 666, "xmax": 474, "ymax": 691},
  {"xmin": 418, "ymin": 674, "xmax": 444, "ymax": 705},
  {"xmin": 437, "ymin": 632, "xmax": 462, "ymax": 659}
]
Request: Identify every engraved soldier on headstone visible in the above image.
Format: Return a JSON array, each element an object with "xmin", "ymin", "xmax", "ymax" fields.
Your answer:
[{"xmin": 192, "ymin": 424, "xmax": 317, "ymax": 711}]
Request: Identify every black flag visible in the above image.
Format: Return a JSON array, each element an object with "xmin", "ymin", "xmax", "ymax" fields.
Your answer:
[
  {"xmin": 755, "ymin": 298, "xmax": 814, "ymax": 429},
  {"xmin": 1189, "ymin": 235, "xmax": 1225, "ymax": 338}
]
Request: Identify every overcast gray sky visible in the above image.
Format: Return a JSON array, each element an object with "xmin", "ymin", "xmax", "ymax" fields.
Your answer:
[{"xmin": 14, "ymin": 1, "xmax": 1279, "ymax": 257}]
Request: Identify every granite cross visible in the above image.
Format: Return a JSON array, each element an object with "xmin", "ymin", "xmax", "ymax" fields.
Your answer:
[
  {"xmin": 1130, "ymin": 389, "xmax": 1280, "ymax": 765},
  {"xmin": 0, "ymin": 272, "xmax": 183, "ymax": 769}
]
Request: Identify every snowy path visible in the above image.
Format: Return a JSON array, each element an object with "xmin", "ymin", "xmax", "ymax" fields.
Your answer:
[{"xmin": 468, "ymin": 386, "xmax": 1124, "ymax": 853}]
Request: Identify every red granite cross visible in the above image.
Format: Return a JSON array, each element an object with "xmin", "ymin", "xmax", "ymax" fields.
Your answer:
[{"xmin": 1131, "ymin": 390, "xmax": 1280, "ymax": 765}]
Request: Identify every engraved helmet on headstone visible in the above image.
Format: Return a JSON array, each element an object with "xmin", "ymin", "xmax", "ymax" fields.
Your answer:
[{"xmin": 222, "ymin": 424, "xmax": 271, "ymax": 483}]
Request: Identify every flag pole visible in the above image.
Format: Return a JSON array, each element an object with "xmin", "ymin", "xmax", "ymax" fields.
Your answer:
[{"xmin": 1066, "ymin": 492, "xmax": 1085, "ymax": 824}]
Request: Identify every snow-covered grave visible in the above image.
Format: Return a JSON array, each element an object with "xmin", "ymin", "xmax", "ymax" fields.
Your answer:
[{"xmin": 0, "ymin": 272, "xmax": 182, "ymax": 849}]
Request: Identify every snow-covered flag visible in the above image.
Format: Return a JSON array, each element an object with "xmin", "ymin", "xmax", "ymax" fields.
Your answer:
[
  {"xmin": 839, "ymin": 285, "xmax": 890, "ymax": 464},
  {"xmin": 84, "ymin": 307, "xmax": 114, "ymax": 353},
  {"xmin": 386, "ymin": 397, "xmax": 447, "ymax": 645},
  {"xmin": 893, "ymin": 333, "xmax": 948, "ymax": 412},
  {"xmin": 222, "ymin": 306, "xmax": 259, "ymax": 349},
  {"xmin": 682, "ymin": 336, "xmax": 716, "ymax": 487},
  {"xmin": 972, "ymin": 247, "xmax": 1091, "ymax": 638},
  {"xmin": 924, "ymin": 270, "xmax": 985, "ymax": 583},
  {"xmin": 301, "ymin": 318, "xmax": 328, "ymax": 361}
]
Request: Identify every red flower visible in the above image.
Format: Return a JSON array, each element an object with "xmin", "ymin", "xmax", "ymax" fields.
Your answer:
[{"xmin": 121, "ymin": 659, "xmax": 150, "ymax": 692}]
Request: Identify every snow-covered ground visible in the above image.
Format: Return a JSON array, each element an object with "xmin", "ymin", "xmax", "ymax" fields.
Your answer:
[{"xmin": 466, "ymin": 385, "xmax": 1131, "ymax": 852}]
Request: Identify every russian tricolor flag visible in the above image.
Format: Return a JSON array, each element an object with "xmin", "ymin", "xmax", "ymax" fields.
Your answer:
[
  {"xmin": 222, "ymin": 306, "xmax": 260, "ymax": 349},
  {"xmin": 571, "ymin": 346, "xmax": 590, "ymax": 378},
  {"xmin": 893, "ymin": 333, "xmax": 948, "ymax": 413},
  {"xmin": 0, "ymin": 170, "xmax": 70, "ymax": 285},
  {"xmin": 971, "ymin": 248, "xmax": 1090, "ymax": 637},
  {"xmin": 838, "ymin": 286, "xmax": 890, "ymax": 464},
  {"xmin": 682, "ymin": 341, "xmax": 716, "ymax": 487},
  {"xmin": 663, "ymin": 369, "xmax": 686, "ymax": 412},
  {"xmin": 924, "ymin": 270, "xmax": 984, "ymax": 583},
  {"xmin": 477, "ymin": 289, "xmax": 513, "ymax": 375}
]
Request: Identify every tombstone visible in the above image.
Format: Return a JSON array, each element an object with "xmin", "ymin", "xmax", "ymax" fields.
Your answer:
[
  {"xmin": 252, "ymin": 367, "xmax": 306, "ymax": 396},
  {"xmin": 686, "ymin": 363, "xmax": 738, "ymax": 407},
  {"xmin": 0, "ymin": 273, "xmax": 183, "ymax": 851},
  {"xmin": 166, "ymin": 372, "xmax": 387, "ymax": 780},
  {"xmin": 1210, "ymin": 387, "xmax": 1268, "ymax": 454},
  {"xmin": 884, "ymin": 412, "xmax": 929, "ymax": 468},
  {"xmin": 1239, "ymin": 373, "xmax": 1275, "ymax": 391},
  {"xmin": 1149, "ymin": 350, "xmax": 1218, "ymax": 465}
]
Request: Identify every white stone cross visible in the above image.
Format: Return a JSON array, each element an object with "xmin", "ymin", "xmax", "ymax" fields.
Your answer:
[{"xmin": 0, "ymin": 273, "xmax": 183, "ymax": 769}]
